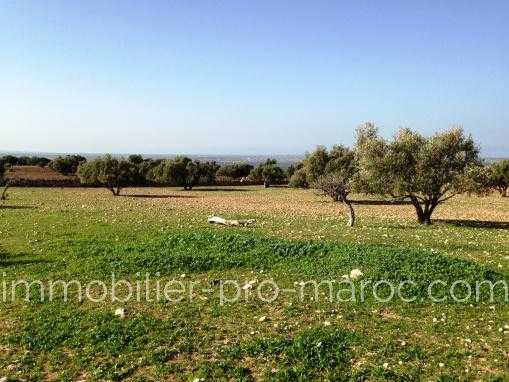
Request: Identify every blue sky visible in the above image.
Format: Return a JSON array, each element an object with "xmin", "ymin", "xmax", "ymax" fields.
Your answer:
[{"xmin": 1, "ymin": 0, "xmax": 508, "ymax": 156}]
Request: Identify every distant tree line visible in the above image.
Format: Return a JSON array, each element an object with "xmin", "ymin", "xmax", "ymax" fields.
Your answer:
[
  {"xmin": 76, "ymin": 155, "xmax": 287, "ymax": 196},
  {"xmin": 0, "ymin": 155, "xmax": 51, "ymax": 167}
]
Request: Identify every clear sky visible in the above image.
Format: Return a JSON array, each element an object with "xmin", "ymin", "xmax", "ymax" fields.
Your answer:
[{"xmin": 1, "ymin": 0, "xmax": 507, "ymax": 156}]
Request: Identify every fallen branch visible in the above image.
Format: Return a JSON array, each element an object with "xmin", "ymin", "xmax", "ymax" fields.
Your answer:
[{"xmin": 208, "ymin": 216, "xmax": 256, "ymax": 227}]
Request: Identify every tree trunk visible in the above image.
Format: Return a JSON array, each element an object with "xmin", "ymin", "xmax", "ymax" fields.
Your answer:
[
  {"xmin": 411, "ymin": 196, "xmax": 439, "ymax": 225},
  {"xmin": 1, "ymin": 183, "xmax": 9, "ymax": 201},
  {"xmin": 109, "ymin": 187, "xmax": 121, "ymax": 196},
  {"xmin": 410, "ymin": 196, "xmax": 425, "ymax": 224},
  {"xmin": 263, "ymin": 180, "xmax": 270, "ymax": 188},
  {"xmin": 422, "ymin": 211, "xmax": 432, "ymax": 225},
  {"xmin": 342, "ymin": 199, "xmax": 355, "ymax": 227}
]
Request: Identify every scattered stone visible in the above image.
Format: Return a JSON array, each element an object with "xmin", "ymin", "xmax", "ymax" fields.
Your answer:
[
  {"xmin": 6, "ymin": 364, "xmax": 17, "ymax": 371},
  {"xmin": 349, "ymin": 269, "xmax": 363, "ymax": 280},
  {"xmin": 114, "ymin": 307, "xmax": 127, "ymax": 319}
]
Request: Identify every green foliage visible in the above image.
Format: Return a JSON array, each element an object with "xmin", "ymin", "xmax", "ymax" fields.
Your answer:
[
  {"xmin": 355, "ymin": 123, "xmax": 485, "ymax": 223},
  {"xmin": 216, "ymin": 163, "xmax": 253, "ymax": 179},
  {"xmin": 288, "ymin": 167, "xmax": 308, "ymax": 188},
  {"xmin": 9, "ymin": 304, "xmax": 197, "ymax": 380},
  {"xmin": 311, "ymin": 146, "xmax": 357, "ymax": 201},
  {"xmin": 128, "ymin": 155, "xmax": 159, "ymax": 186},
  {"xmin": 285, "ymin": 161, "xmax": 302, "ymax": 179},
  {"xmin": 250, "ymin": 159, "xmax": 285, "ymax": 187},
  {"xmin": 48, "ymin": 155, "xmax": 86, "ymax": 175},
  {"xmin": 69, "ymin": 232, "xmax": 504, "ymax": 300},
  {"xmin": 488, "ymin": 160, "xmax": 509, "ymax": 197},
  {"xmin": 77, "ymin": 155, "xmax": 135, "ymax": 196},
  {"xmin": 150, "ymin": 156, "xmax": 219, "ymax": 190},
  {"xmin": 289, "ymin": 145, "xmax": 356, "ymax": 188},
  {"xmin": 226, "ymin": 327, "xmax": 359, "ymax": 381}
]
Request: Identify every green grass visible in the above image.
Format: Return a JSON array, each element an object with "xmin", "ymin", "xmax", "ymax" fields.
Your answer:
[{"xmin": 0, "ymin": 187, "xmax": 508, "ymax": 381}]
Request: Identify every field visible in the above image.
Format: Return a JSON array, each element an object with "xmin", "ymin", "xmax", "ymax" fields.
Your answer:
[
  {"xmin": 4, "ymin": 166, "xmax": 75, "ymax": 181},
  {"xmin": 0, "ymin": 186, "xmax": 508, "ymax": 381}
]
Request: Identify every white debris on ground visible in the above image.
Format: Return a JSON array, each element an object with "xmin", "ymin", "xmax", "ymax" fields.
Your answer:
[
  {"xmin": 242, "ymin": 279, "xmax": 257, "ymax": 290},
  {"xmin": 208, "ymin": 216, "xmax": 256, "ymax": 227},
  {"xmin": 114, "ymin": 307, "xmax": 127, "ymax": 319},
  {"xmin": 349, "ymin": 269, "xmax": 364, "ymax": 280}
]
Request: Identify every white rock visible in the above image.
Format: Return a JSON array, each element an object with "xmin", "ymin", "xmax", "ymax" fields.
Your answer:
[
  {"xmin": 114, "ymin": 307, "xmax": 127, "ymax": 319},
  {"xmin": 349, "ymin": 269, "xmax": 363, "ymax": 280},
  {"xmin": 258, "ymin": 316, "xmax": 267, "ymax": 322}
]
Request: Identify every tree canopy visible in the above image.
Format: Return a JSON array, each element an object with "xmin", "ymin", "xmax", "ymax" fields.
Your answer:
[
  {"xmin": 250, "ymin": 159, "xmax": 285, "ymax": 188},
  {"xmin": 488, "ymin": 160, "xmax": 509, "ymax": 197},
  {"xmin": 216, "ymin": 163, "xmax": 253, "ymax": 179},
  {"xmin": 49, "ymin": 155, "xmax": 87, "ymax": 175},
  {"xmin": 150, "ymin": 156, "xmax": 219, "ymax": 190},
  {"xmin": 77, "ymin": 155, "xmax": 135, "ymax": 196},
  {"xmin": 289, "ymin": 145, "xmax": 356, "ymax": 188}
]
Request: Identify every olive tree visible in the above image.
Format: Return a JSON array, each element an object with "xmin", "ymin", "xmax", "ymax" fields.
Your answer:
[
  {"xmin": 355, "ymin": 123, "xmax": 486, "ymax": 224},
  {"xmin": 150, "ymin": 156, "xmax": 219, "ymax": 190},
  {"xmin": 312, "ymin": 147, "xmax": 357, "ymax": 227},
  {"xmin": 216, "ymin": 163, "xmax": 253, "ymax": 179},
  {"xmin": 250, "ymin": 159, "xmax": 285, "ymax": 188},
  {"xmin": 289, "ymin": 145, "xmax": 356, "ymax": 188},
  {"xmin": 49, "ymin": 155, "xmax": 87, "ymax": 175},
  {"xmin": 488, "ymin": 160, "xmax": 509, "ymax": 197},
  {"xmin": 77, "ymin": 155, "xmax": 134, "ymax": 196}
]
